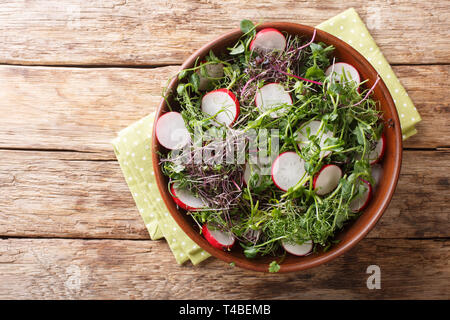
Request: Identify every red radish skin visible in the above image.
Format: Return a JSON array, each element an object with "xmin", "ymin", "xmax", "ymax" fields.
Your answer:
[
  {"xmin": 201, "ymin": 88, "xmax": 240, "ymax": 126},
  {"xmin": 170, "ymin": 183, "xmax": 206, "ymax": 211},
  {"xmin": 368, "ymin": 134, "xmax": 386, "ymax": 165},
  {"xmin": 282, "ymin": 240, "xmax": 313, "ymax": 256},
  {"xmin": 255, "ymin": 83, "xmax": 292, "ymax": 118},
  {"xmin": 297, "ymin": 120, "xmax": 334, "ymax": 158},
  {"xmin": 349, "ymin": 179, "xmax": 373, "ymax": 213},
  {"xmin": 313, "ymin": 164, "xmax": 342, "ymax": 196},
  {"xmin": 271, "ymin": 151, "xmax": 306, "ymax": 192},
  {"xmin": 202, "ymin": 224, "xmax": 235, "ymax": 250},
  {"xmin": 250, "ymin": 28, "xmax": 286, "ymax": 52},
  {"xmin": 325, "ymin": 62, "xmax": 361, "ymax": 84},
  {"xmin": 155, "ymin": 112, "xmax": 191, "ymax": 150}
]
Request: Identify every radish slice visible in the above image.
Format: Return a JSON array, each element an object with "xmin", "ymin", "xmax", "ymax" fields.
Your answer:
[
  {"xmin": 282, "ymin": 240, "xmax": 313, "ymax": 256},
  {"xmin": 201, "ymin": 89, "xmax": 240, "ymax": 126},
  {"xmin": 170, "ymin": 183, "xmax": 206, "ymax": 211},
  {"xmin": 313, "ymin": 164, "xmax": 342, "ymax": 196},
  {"xmin": 250, "ymin": 28, "xmax": 286, "ymax": 52},
  {"xmin": 296, "ymin": 120, "xmax": 334, "ymax": 158},
  {"xmin": 155, "ymin": 112, "xmax": 191, "ymax": 150},
  {"xmin": 197, "ymin": 63, "xmax": 224, "ymax": 91},
  {"xmin": 367, "ymin": 134, "xmax": 386, "ymax": 165},
  {"xmin": 325, "ymin": 62, "xmax": 361, "ymax": 84},
  {"xmin": 271, "ymin": 151, "xmax": 306, "ymax": 191},
  {"xmin": 349, "ymin": 179, "xmax": 373, "ymax": 212},
  {"xmin": 255, "ymin": 83, "xmax": 292, "ymax": 118},
  {"xmin": 371, "ymin": 164, "xmax": 383, "ymax": 189},
  {"xmin": 202, "ymin": 224, "xmax": 235, "ymax": 250}
]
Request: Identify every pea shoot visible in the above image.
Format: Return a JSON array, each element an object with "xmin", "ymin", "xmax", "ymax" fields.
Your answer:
[{"xmin": 158, "ymin": 20, "xmax": 385, "ymax": 263}]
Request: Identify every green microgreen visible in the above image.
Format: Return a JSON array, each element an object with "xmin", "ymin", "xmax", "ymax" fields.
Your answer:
[{"xmin": 159, "ymin": 19, "xmax": 384, "ymax": 262}]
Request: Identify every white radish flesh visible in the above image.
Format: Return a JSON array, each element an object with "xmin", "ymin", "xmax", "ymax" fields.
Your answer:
[
  {"xmin": 155, "ymin": 112, "xmax": 191, "ymax": 150},
  {"xmin": 313, "ymin": 164, "xmax": 342, "ymax": 196},
  {"xmin": 197, "ymin": 63, "xmax": 224, "ymax": 90},
  {"xmin": 255, "ymin": 83, "xmax": 292, "ymax": 118},
  {"xmin": 367, "ymin": 134, "xmax": 386, "ymax": 164},
  {"xmin": 250, "ymin": 28, "xmax": 286, "ymax": 52},
  {"xmin": 171, "ymin": 183, "xmax": 206, "ymax": 211},
  {"xmin": 349, "ymin": 179, "xmax": 373, "ymax": 212},
  {"xmin": 201, "ymin": 89, "xmax": 240, "ymax": 126},
  {"xmin": 271, "ymin": 152, "xmax": 306, "ymax": 191},
  {"xmin": 297, "ymin": 120, "xmax": 334, "ymax": 158},
  {"xmin": 371, "ymin": 164, "xmax": 383, "ymax": 189},
  {"xmin": 325, "ymin": 62, "xmax": 361, "ymax": 84},
  {"xmin": 202, "ymin": 224, "xmax": 235, "ymax": 250},
  {"xmin": 282, "ymin": 240, "xmax": 313, "ymax": 256}
]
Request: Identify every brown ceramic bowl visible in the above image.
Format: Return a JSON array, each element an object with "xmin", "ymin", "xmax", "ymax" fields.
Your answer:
[{"xmin": 152, "ymin": 22, "xmax": 402, "ymax": 273}]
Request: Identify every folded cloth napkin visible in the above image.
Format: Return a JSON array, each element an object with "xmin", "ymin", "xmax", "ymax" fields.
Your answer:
[
  {"xmin": 112, "ymin": 112, "xmax": 210, "ymax": 265},
  {"xmin": 112, "ymin": 8, "xmax": 421, "ymax": 265},
  {"xmin": 317, "ymin": 8, "xmax": 421, "ymax": 139}
]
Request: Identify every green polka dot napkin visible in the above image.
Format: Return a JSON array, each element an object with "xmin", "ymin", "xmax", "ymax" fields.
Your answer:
[
  {"xmin": 112, "ymin": 8, "xmax": 420, "ymax": 265},
  {"xmin": 112, "ymin": 112, "xmax": 210, "ymax": 265},
  {"xmin": 317, "ymin": 8, "xmax": 421, "ymax": 139}
]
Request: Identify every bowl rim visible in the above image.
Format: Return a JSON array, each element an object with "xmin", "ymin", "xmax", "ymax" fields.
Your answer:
[{"xmin": 152, "ymin": 22, "xmax": 403, "ymax": 273}]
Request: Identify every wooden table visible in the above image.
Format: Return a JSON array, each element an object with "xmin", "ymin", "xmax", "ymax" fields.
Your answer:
[{"xmin": 0, "ymin": 1, "xmax": 448, "ymax": 300}]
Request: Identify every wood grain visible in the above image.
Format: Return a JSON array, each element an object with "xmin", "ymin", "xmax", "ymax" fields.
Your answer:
[
  {"xmin": 0, "ymin": 238, "xmax": 447, "ymax": 299},
  {"xmin": 0, "ymin": 0, "xmax": 448, "ymax": 66},
  {"xmin": 0, "ymin": 150, "xmax": 147, "ymax": 240},
  {"xmin": 0, "ymin": 149, "xmax": 448, "ymax": 239},
  {"xmin": 0, "ymin": 65, "xmax": 179, "ymax": 154},
  {"xmin": 394, "ymin": 65, "xmax": 450, "ymax": 149},
  {"xmin": 0, "ymin": 65, "xmax": 448, "ymax": 153},
  {"xmin": 0, "ymin": 0, "xmax": 448, "ymax": 300}
]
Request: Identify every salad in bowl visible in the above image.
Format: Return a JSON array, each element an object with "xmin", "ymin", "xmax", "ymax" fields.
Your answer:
[{"xmin": 152, "ymin": 20, "xmax": 401, "ymax": 272}]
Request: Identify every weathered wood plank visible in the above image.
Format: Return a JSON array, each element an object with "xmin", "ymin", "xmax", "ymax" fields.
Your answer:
[
  {"xmin": 0, "ymin": 150, "xmax": 148, "ymax": 240},
  {"xmin": 0, "ymin": 0, "xmax": 448, "ymax": 65},
  {"xmin": 394, "ymin": 65, "xmax": 450, "ymax": 149},
  {"xmin": 0, "ymin": 149, "xmax": 448, "ymax": 239},
  {"xmin": 0, "ymin": 238, "xmax": 447, "ymax": 299},
  {"xmin": 0, "ymin": 65, "xmax": 448, "ymax": 151},
  {"xmin": 0, "ymin": 65, "xmax": 179, "ymax": 154}
]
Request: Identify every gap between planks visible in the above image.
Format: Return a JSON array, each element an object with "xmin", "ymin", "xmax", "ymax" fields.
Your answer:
[
  {"xmin": 0, "ymin": 62, "xmax": 448, "ymax": 69},
  {"xmin": 1, "ymin": 235, "xmax": 449, "ymax": 241},
  {"xmin": 0, "ymin": 147, "xmax": 448, "ymax": 157}
]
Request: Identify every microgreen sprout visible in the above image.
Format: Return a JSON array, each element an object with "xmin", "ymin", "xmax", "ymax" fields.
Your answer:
[{"xmin": 159, "ymin": 20, "xmax": 384, "ymax": 261}]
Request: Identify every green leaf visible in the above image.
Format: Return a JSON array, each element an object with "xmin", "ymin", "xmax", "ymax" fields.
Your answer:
[
  {"xmin": 269, "ymin": 261, "xmax": 281, "ymax": 273},
  {"xmin": 323, "ymin": 137, "xmax": 341, "ymax": 149},
  {"xmin": 243, "ymin": 246, "xmax": 259, "ymax": 259},
  {"xmin": 309, "ymin": 42, "xmax": 323, "ymax": 53},
  {"xmin": 190, "ymin": 72, "xmax": 200, "ymax": 92},
  {"xmin": 305, "ymin": 65, "xmax": 325, "ymax": 80},
  {"xmin": 208, "ymin": 50, "xmax": 218, "ymax": 62},
  {"xmin": 353, "ymin": 126, "xmax": 365, "ymax": 145},
  {"xmin": 176, "ymin": 83, "xmax": 185, "ymax": 96},
  {"xmin": 240, "ymin": 19, "xmax": 255, "ymax": 34},
  {"xmin": 229, "ymin": 43, "xmax": 245, "ymax": 55},
  {"xmin": 200, "ymin": 65, "xmax": 208, "ymax": 78},
  {"xmin": 178, "ymin": 69, "xmax": 188, "ymax": 80},
  {"xmin": 304, "ymin": 161, "xmax": 314, "ymax": 175},
  {"xmin": 172, "ymin": 163, "xmax": 185, "ymax": 173}
]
